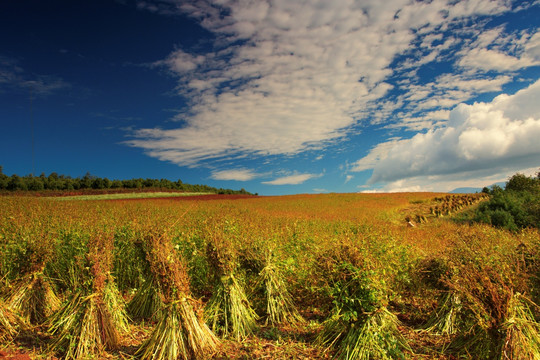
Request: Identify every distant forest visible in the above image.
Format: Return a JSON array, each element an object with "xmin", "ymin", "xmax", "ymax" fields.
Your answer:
[{"xmin": 0, "ymin": 166, "xmax": 253, "ymax": 195}]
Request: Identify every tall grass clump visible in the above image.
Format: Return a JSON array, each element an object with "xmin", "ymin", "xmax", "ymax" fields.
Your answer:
[
  {"xmin": 135, "ymin": 230, "xmax": 219, "ymax": 360},
  {"xmin": 48, "ymin": 231, "xmax": 129, "ymax": 359}
]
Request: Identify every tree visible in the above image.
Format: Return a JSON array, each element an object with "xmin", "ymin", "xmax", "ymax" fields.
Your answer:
[
  {"xmin": 0, "ymin": 166, "xmax": 9, "ymax": 189},
  {"xmin": 27, "ymin": 177, "xmax": 45, "ymax": 191},
  {"xmin": 506, "ymin": 173, "xmax": 539, "ymax": 193},
  {"xmin": 8, "ymin": 175, "xmax": 27, "ymax": 191}
]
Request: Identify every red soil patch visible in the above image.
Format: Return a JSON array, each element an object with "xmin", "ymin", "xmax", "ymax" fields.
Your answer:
[
  {"xmin": 0, "ymin": 350, "xmax": 31, "ymax": 360},
  {"xmin": 107, "ymin": 194, "xmax": 259, "ymax": 202}
]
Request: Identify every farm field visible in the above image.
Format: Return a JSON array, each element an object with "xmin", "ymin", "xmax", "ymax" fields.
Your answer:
[{"xmin": 0, "ymin": 192, "xmax": 539, "ymax": 359}]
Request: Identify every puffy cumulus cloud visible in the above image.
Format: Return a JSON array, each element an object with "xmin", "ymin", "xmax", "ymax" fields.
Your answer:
[
  {"xmin": 366, "ymin": 79, "xmax": 540, "ymax": 185},
  {"xmin": 128, "ymin": 0, "xmax": 515, "ymax": 167},
  {"xmin": 262, "ymin": 173, "xmax": 321, "ymax": 185},
  {"xmin": 210, "ymin": 168, "xmax": 260, "ymax": 181}
]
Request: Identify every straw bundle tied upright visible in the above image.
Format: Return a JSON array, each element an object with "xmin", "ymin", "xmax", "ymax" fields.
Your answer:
[
  {"xmin": 7, "ymin": 270, "xmax": 61, "ymax": 326},
  {"xmin": 0, "ymin": 298, "xmax": 23, "ymax": 341},
  {"xmin": 48, "ymin": 231, "xmax": 129, "ymax": 359},
  {"xmin": 204, "ymin": 227, "xmax": 258, "ymax": 340},
  {"xmin": 3, "ymin": 228, "xmax": 60, "ymax": 327},
  {"xmin": 136, "ymin": 229, "xmax": 219, "ymax": 360},
  {"xmin": 258, "ymin": 250, "xmax": 303, "ymax": 326},
  {"xmin": 125, "ymin": 236, "xmax": 164, "ymax": 321}
]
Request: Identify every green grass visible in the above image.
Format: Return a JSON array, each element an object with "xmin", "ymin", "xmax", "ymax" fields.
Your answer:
[{"xmin": 51, "ymin": 192, "xmax": 211, "ymax": 201}]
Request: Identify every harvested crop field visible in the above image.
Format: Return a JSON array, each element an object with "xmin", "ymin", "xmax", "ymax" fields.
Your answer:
[{"xmin": 1, "ymin": 192, "xmax": 539, "ymax": 359}]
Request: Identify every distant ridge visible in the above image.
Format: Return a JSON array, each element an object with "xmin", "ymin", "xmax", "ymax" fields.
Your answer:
[
  {"xmin": 449, "ymin": 187, "xmax": 481, "ymax": 194},
  {"xmin": 449, "ymin": 181, "xmax": 506, "ymax": 194}
]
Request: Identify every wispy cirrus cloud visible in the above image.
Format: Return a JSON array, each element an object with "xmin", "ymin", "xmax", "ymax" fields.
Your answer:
[
  {"xmin": 0, "ymin": 56, "xmax": 70, "ymax": 95},
  {"xmin": 127, "ymin": 0, "xmax": 523, "ymax": 168}
]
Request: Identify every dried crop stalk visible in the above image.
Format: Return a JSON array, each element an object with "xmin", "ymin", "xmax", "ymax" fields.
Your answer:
[
  {"xmin": 48, "ymin": 232, "xmax": 129, "ymax": 359},
  {"xmin": 7, "ymin": 270, "xmax": 61, "ymax": 325},
  {"xmin": 500, "ymin": 293, "xmax": 540, "ymax": 359},
  {"xmin": 136, "ymin": 232, "xmax": 219, "ymax": 360},
  {"xmin": 205, "ymin": 238, "xmax": 258, "ymax": 340},
  {"xmin": 0, "ymin": 298, "xmax": 23, "ymax": 341},
  {"xmin": 259, "ymin": 252, "xmax": 303, "ymax": 326}
]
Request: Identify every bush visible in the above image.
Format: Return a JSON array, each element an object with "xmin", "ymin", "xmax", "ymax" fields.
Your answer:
[{"xmin": 476, "ymin": 171, "xmax": 540, "ymax": 231}]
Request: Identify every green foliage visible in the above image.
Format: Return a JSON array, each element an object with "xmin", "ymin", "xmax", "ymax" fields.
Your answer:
[
  {"xmin": 330, "ymin": 263, "xmax": 383, "ymax": 321},
  {"xmin": 476, "ymin": 171, "xmax": 540, "ymax": 231},
  {"xmin": 506, "ymin": 172, "xmax": 540, "ymax": 193},
  {"xmin": 317, "ymin": 260, "xmax": 409, "ymax": 359},
  {"xmin": 0, "ymin": 165, "xmax": 254, "ymax": 195}
]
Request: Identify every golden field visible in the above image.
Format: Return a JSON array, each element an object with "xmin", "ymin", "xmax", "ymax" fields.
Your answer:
[{"xmin": 0, "ymin": 193, "xmax": 538, "ymax": 359}]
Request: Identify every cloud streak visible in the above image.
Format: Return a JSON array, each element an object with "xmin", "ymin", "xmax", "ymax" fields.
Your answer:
[
  {"xmin": 262, "ymin": 173, "xmax": 321, "ymax": 185},
  {"xmin": 210, "ymin": 168, "xmax": 261, "ymax": 181}
]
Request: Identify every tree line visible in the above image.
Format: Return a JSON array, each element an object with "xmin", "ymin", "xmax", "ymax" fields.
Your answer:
[{"xmin": 0, "ymin": 166, "xmax": 253, "ymax": 195}]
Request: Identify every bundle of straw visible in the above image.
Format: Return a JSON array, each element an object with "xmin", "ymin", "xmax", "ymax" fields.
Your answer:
[
  {"xmin": 0, "ymin": 299, "xmax": 23, "ymax": 341},
  {"xmin": 258, "ymin": 253, "xmax": 303, "ymax": 326},
  {"xmin": 136, "ymin": 231, "xmax": 219, "ymax": 360},
  {"xmin": 205, "ymin": 272, "xmax": 259, "ymax": 340},
  {"xmin": 318, "ymin": 307, "xmax": 408, "ymax": 360},
  {"xmin": 424, "ymin": 291, "xmax": 462, "ymax": 335},
  {"xmin": 205, "ymin": 240, "xmax": 258, "ymax": 340},
  {"xmin": 317, "ymin": 261, "xmax": 409, "ymax": 360},
  {"xmin": 500, "ymin": 293, "xmax": 540, "ymax": 359},
  {"xmin": 48, "ymin": 291, "xmax": 121, "ymax": 359},
  {"xmin": 127, "ymin": 278, "xmax": 163, "ymax": 321},
  {"xmin": 137, "ymin": 297, "xmax": 220, "ymax": 360},
  {"xmin": 48, "ymin": 232, "xmax": 129, "ymax": 359},
  {"xmin": 7, "ymin": 271, "xmax": 60, "ymax": 325}
]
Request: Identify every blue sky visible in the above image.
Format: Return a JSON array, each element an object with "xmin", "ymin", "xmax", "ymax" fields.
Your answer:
[{"xmin": 1, "ymin": 0, "xmax": 539, "ymax": 195}]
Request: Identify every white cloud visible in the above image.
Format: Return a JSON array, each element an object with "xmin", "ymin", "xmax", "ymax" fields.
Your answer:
[
  {"xmin": 350, "ymin": 137, "xmax": 405, "ymax": 172},
  {"xmin": 262, "ymin": 173, "xmax": 320, "ymax": 185},
  {"xmin": 362, "ymin": 166, "xmax": 539, "ymax": 193},
  {"xmin": 365, "ymin": 79, "xmax": 540, "ymax": 185},
  {"xmin": 210, "ymin": 168, "xmax": 260, "ymax": 181},
  {"xmin": 153, "ymin": 49, "xmax": 205, "ymax": 73},
  {"xmin": 313, "ymin": 188, "xmax": 328, "ymax": 193},
  {"xmin": 457, "ymin": 29, "xmax": 540, "ymax": 72},
  {"xmin": 128, "ymin": 0, "xmax": 518, "ymax": 167}
]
